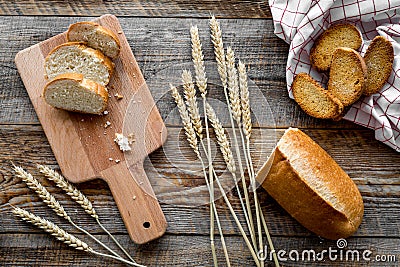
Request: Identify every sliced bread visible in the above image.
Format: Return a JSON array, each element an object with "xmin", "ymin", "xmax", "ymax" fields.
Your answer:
[
  {"xmin": 292, "ymin": 73, "xmax": 344, "ymax": 119},
  {"xmin": 45, "ymin": 42, "xmax": 114, "ymax": 86},
  {"xmin": 363, "ymin": 36, "xmax": 394, "ymax": 96},
  {"xmin": 310, "ymin": 24, "xmax": 362, "ymax": 71},
  {"xmin": 43, "ymin": 73, "xmax": 108, "ymax": 114},
  {"xmin": 67, "ymin": 21, "xmax": 121, "ymax": 59},
  {"xmin": 327, "ymin": 47, "xmax": 367, "ymax": 106},
  {"xmin": 256, "ymin": 128, "xmax": 364, "ymax": 240}
]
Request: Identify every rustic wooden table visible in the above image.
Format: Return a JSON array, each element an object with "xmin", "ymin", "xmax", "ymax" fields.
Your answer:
[{"xmin": 1, "ymin": 1, "xmax": 399, "ymax": 266}]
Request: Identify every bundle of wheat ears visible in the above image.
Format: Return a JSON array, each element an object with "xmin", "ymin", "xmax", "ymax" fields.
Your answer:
[
  {"xmin": 170, "ymin": 17, "xmax": 279, "ymax": 266},
  {"xmin": 11, "ymin": 165, "xmax": 145, "ymax": 267}
]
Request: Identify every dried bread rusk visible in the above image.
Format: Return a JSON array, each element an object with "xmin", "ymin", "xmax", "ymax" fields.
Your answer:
[
  {"xmin": 256, "ymin": 128, "xmax": 364, "ymax": 240},
  {"xmin": 363, "ymin": 36, "xmax": 394, "ymax": 96},
  {"xmin": 310, "ymin": 24, "xmax": 362, "ymax": 72},
  {"xmin": 43, "ymin": 73, "xmax": 108, "ymax": 114},
  {"xmin": 44, "ymin": 42, "xmax": 114, "ymax": 86},
  {"xmin": 328, "ymin": 47, "xmax": 367, "ymax": 106},
  {"xmin": 292, "ymin": 73, "xmax": 344, "ymax": 119},
  {"xmin": 67, "ymin": 21, "xmax": 121, "ymax": 59}
]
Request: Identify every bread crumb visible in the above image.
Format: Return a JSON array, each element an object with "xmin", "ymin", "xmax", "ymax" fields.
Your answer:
[
  {"xmin": 81, "ymin": 119, "xmax": 85, "ymax": 122},
  {"xmin": 127, "ymin": 133, "xmax": 135, "ymax": 144},
  {"xmin": 133, "ymin": 196, "xmax": 137, "ymax": 200},
  {"xmin": 104, "ymin": 121, "xmax": 111, "ymax": 128},
  {"xmin": 115, "ymin": 159, "xmax": 120, "ymax": 163},
  {"xmin": 108, "ymin": 157, "xmax": 113, "ymax": 161},
  {"xmin": 118, "ymin": 31, "xmax": 122, "ymax": 34},
  {"xmin": 114, "ymin": 133, "xmax": 132, "ymax": 152},
  {"xmin": 103, "ymin": 110, "xmax": 109, "ymax": 115},
  {"xmin": 114, "ymin": 93, "xmax": 123, "ymax": 100}
]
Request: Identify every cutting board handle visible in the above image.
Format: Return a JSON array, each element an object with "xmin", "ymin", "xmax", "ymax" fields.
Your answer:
[{"xmin": 100, "ymin": 162, "xmax": 167, "ymax": 244}]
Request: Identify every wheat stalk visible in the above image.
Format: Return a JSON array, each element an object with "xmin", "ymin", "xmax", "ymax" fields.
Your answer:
[
  {"xmin": 12, "ymin": 207, "xmax": 145, "ymax": 267},
  {"xmin": 172, "ymin": 84, "xmax": 227, "ymax": 267},
  {"xmin": 190, "ymin": 26, "xmax": 208, "ymax": 96},
  {"xmin": 37, "ymin": 164, "xmax": 136, "ymax": 264},
  {"xmin": 182, "ymin": 70, "xmax": 203, "ymax": 139},
  {"xmin": 12, "ymin": 206, "xmax": 92, "ymax": 251},
  {"xmin": 210, "ymin": 16, "xmax": 227, "ymax": 88}
]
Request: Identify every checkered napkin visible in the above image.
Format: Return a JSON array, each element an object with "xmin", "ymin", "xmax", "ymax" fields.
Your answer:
[{"xmin": 269, "ymin": 0, "xmax": 400, "ymax": 152}]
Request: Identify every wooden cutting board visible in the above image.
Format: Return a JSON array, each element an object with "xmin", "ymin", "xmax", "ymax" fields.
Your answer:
[{"xmin": 14, "ymin": 14, "xmax": 168, "ymax": 244}]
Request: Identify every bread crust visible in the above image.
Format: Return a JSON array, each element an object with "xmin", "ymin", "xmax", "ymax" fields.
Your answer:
[
  {"xmin": 43, "ymin": 73, "xmax": 109, "ymax": 114},
  {"xmin": 44, "ymin": 42, "xmax": 115, "ymax": 80},
  {"xmin": 67, "ymin": 21, "xmax": 121, "ymax": 59},
  {"xmin": 256, "ymin": 128, "xmax": 364, "ymax": 239},
  {"xmin": 292, "ymin": 73, "xmax": 344, "ymax": 119},
  {"xmin": 328, "ymin": 47, "xmax": 367, "ymax": 106},
  {"xmin": 363, "ymin": 36, "xmax": 394, "ymax": 96},
  {"xmin": 310, "ymin": 24, "xmax": 362, "ymax": 72}
]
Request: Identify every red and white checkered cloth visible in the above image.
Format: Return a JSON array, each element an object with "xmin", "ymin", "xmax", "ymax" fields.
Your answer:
[{"xmin": 269, "ymin": 0, "xmax": 400, "ymax": 152}]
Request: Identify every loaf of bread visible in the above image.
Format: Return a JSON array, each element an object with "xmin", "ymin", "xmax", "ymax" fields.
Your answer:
[
  {"xmin": 310, "ymin": 24, "xmax": 362, "ymax": 72},
  {"xmin": 363, "ymin": 36, "xmax": 394, "ymax": 96},
  {"xmin": 67, "ymin": 21, "xmax": 121, "ymax": 59},
  {"xmin": 256, "ymin": 128, "xmax": 364, "ymax": 240},
  {"xmin": 328, "ymin": 47, "xmax": 367, "ymax": 106},
  {"xmin": 292, "ymin": 73, "xmax": 343, "ymax": 119},
  {"xmin": 43, "ymin": 73, "xmax": 108, "ymax": 114},
  {"xmin": 44, "ymin": 42, "xmax": 114, "ymax": 86}
]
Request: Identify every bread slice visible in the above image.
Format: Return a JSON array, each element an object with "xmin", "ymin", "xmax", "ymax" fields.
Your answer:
[
  {"xmin": 43, "ymin": 73, "xmax": 108, "ymax": 114},
  {"xmin": 67, "ymin": 21, "xmax": 121, "ymax": 59},
  {"xmin": 256, "ymin": 128, "xmax": 364, "ymax": 240},
  {"xmin": 310, "ymin": 24, "xmax": 362, "ymax": 71},
  {"xmin": 328, "ymin": 47, "xmax": 367, "ymax": 106},
  {"xmin": 292, "ymin": 73, "xmax": 344, "ymax": 119},
  {"xmin": 45, "ymin": 42, "xmax": 114, "ymax": 86},
  {"xmin": 363, "ymin": 36, "xmax": 394, "ymax": 96}
]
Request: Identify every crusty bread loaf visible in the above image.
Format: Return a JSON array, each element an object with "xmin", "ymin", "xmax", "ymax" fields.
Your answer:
[
  {"xmin": 44, "ymin": 42, "xmax": 114, "ymax": 86},
  {"xmin": 310, "ymin": 24, "xmax": 362, "ymax": 71},
  {"xmin": 328, "ymin": 47, "xmax": 367, "ymax": 106},
  {"xmin": 256, "ymin": 128, "xmax": 364, "ymax": 240},
  {"xmin": 67, "ymin": 21, "xmax": 121, "ymax": 59},
  {"xmin": 363, "ymin": 36, "xmax": 394, "ymax": 96},
  {"xmin": 292, "ymin": 73, "xmax": 344, "ymax": 119},
  {"xmin": 43, "ymin": 73, "xmax": 108, "ymax": 114}
]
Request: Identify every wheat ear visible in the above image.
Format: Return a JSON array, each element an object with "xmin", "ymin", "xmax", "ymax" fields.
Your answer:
[
  {"xmin": 12, "ymin": 207, "xmax": 145, "ymax": 267},
  {"xmin": 238, "ymin": 61, "xmax": 252, "ymax": 139},
  {"xmin": 190, "ymin": 26, "xmax": 207, "ymax": 95},
  {"xmin": 182, "ymin": 70, "xmax": 203, "ymax": 139},
  {"xmin": 37, "ymin": 165, "xmax": 136, "ymax": 264},
  {"xmin": 226, "ymin": 47, "xmax": 242, "ymax": 124},
  {"xmin": 12, "ymin": 206, "xmax": 91, "ymax": 251},
  {"xmin": 14, "ymin": 166, "xmax": 128, "ymax": 261},
  {"xmin": 210, "ymin": 15, "xmax": 227, "ymax": 88}
]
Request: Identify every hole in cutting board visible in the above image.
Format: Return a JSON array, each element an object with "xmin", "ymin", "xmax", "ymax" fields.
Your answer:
[{"xmin": 143, "ymin": 221, "xmax": 151, "ymax": 228}]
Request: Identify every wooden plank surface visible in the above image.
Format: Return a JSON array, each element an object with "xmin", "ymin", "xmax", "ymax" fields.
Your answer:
[
  {"xmin": 0, "ymin": 1, "xmax": 271, "ymax": 18},
  {"xmin": 1, "ymin": 6, "xmax": 400, "ymax": 267}
]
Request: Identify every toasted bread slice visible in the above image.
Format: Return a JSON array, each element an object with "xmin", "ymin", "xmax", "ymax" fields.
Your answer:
[
  {"xmin": 292, "ymin": 73, "xmax": 344, "ymax": 119},
  {"xmin": 363, "ymin": 36, "xmax": 394, "ymax": 96},
  {"xmin": 45, "ymin": 42, "xmax": 114, "ymax": 86},
  {"xmin": 67, "ymin": 21, "xmax": 121, "ymax": 59},
  {"xmin": 43, "ymin": 73, "xmax": 108, "ymax": 114},
  {"xmin": 328, "ymin": 47, "xmax": 367, "ymax": 106},
  {"xmin": 310, "ymin": 24, "xmax": 362, "ymax": 71}
]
